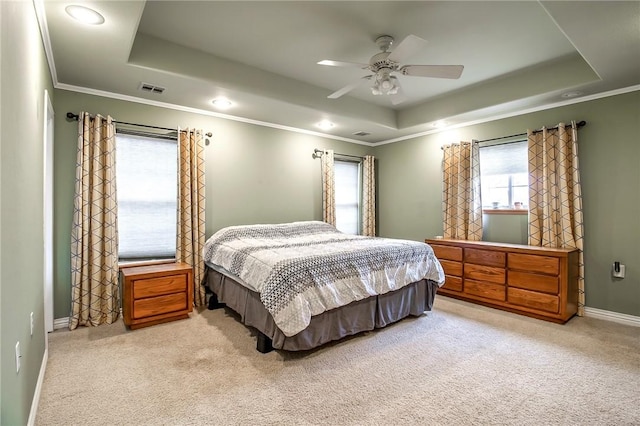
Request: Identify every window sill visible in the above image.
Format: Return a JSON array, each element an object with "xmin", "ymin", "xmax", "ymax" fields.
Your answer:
[
  {"xmin": 482, "ymin": 209, "xmax": 528, "ymax": 215},
  {"xmin": 119, "ymin": 259, "xmax": 176, "ymax": 270}
]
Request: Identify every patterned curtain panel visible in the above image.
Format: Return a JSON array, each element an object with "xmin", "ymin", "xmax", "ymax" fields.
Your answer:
[
  {"xmin": 442, "ymin": 142, "xmax": 483, "ymax": 240},
  {"xmin": 362, "ymin": 155, "xmax": 376, "ymax": 236},
  {"xmin": 69, "ymin": 113, "xmax": 119, "ymax": 329},
  {"xmin": 528, "ymin": 121, "xmax": 585, "ymax": 316},
  {"xmin": 321, "ymin": 149, "xmax": 336, "ymax": 226},
  {"xmin": 177, "ymin": 129, "xmax": 207, "ymax": 307}
]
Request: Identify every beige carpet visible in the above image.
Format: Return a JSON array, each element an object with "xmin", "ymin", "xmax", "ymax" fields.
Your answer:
[{"xmin": 36, "ymin": 297, "xmax": 639, "ymax": 425}]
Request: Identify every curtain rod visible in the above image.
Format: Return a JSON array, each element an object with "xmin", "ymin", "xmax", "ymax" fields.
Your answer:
[
  {"xmin": 474, "ymin": 120, "xmax": 587, "ymax": 144},
  {"xmin": 66, "ymin": 112, "xmax": 213, "ymax": 138},
  {"xmin": 313, "ymin": 148, "xmax": 365, "ymax": 160}
]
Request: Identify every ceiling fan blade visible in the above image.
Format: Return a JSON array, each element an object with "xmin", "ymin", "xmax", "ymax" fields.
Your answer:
[
  {"xmin": 327, "ymin": 75, "xmax": 373, "ymax": 99},
  {"xmin": 400, "ymin": 65, "xmax": 464, "ymax": 79},
  {"xmin": 317, "ymin": 59, "xmax": 369, "ymax": 69},
  {"xmin": 387, "ymin": 35, "xmax": 428, "ymax": 63}
]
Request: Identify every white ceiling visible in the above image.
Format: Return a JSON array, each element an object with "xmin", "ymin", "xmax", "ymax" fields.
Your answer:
[{"xmin": 41, "ymin": 1, "xmax": 640, "ymax": 144}]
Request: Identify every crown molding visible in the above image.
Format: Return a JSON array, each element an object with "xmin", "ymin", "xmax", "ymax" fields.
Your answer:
[
  {"xmin": 55, "ymin": 83, "xmax": 374, "ymax": 146},
  {"xmin": 56, "ymin": 80, "xmax": 640, "ymax": 148},
  {"xmin": 33, "ymin": 0, "xmax": 58, "ymax": 85},
  {"xmin": 375, "ymin": 84, "xmax": 640, "ymax": 146}
]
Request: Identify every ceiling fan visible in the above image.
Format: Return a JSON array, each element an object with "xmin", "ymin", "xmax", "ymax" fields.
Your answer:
[{"xmin": 318, "ymin": 35, "xmax": 464, "ymax": 105}]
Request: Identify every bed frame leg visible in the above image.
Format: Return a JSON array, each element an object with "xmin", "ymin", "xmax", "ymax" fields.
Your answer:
[
  {"xmin": 256, "ymin": 332, "xmax": 273, "ymax": 354},
  {"xmin": 207, "ymin": 292, "xmax": 226, "ymax": 310}
]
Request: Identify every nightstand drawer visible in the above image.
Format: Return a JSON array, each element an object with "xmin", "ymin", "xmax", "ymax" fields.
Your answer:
[
  {"xmin": 133, "ymin": 274, "xmax": 187, "ymax": 299},
  {"xmin": 133, "ymin": 293, "xmax": 188, "ymax": 319}
]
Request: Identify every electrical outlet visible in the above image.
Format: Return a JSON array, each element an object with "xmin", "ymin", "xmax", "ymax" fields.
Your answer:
[
  {"xmin": 612, "ymin": 263, "xmax": 626, "ymax": 278},
  {"xmin": 30, "ymin": 312, "xmax": 34, "ymax": 336},
  {"xmin": 15, "ymin": 342, "xmax": 21, "ymax": 373}
]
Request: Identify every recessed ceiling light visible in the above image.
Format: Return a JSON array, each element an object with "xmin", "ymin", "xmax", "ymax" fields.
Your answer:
[
  {"xmin": 65, "ymin": 5, "xmax": 105, "ymax": 25},
  {"xmin": 561, "ymin": 91, "xmax": 584, "ymax": 99},
  {"xmin": 317, "ymin": 120, "xmax": 334, "ymax": 131},
  {"xmin": 211, "ymin": 97, "xmax": 233, "ymax": 109},
  {"xmin": 432, "ymin": 120, "xmax": 448, "ymax": 128}
]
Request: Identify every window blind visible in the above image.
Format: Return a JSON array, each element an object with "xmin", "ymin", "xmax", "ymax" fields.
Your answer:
[
  {"xmin": 115, "ymin": 133, "xmax": 178, "ymax": 260},
  {"xmin": 334, "ymin": 160, "xmax": 360, "ymax": 235},
  {"xmin": 479, "ymin": 140, "xmax": 528, "ymax": 208},
  {"xmin": 479, "ymin": 141, "xmax": 528, "ymax": 176}
]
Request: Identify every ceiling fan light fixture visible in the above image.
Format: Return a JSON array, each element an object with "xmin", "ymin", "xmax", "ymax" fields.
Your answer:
[
  {"xmin": 380, "ymin": 78, "xmax": 393, "ymax": 91},
  {"xmin": 65, "ymin": 5, "xmax": 105, "ymax": 25}
]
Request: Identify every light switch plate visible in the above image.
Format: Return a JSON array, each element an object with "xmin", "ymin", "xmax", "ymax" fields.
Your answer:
[{"xmin": 15, "ymin": 342, "xmax": 21, "ymax": 373}]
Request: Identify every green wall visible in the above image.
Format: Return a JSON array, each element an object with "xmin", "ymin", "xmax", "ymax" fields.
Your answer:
[
  {"xmin": 374, "ymin": 91, "xmax": 640, "ymax": 316},
  {"xmin": 0, "ymin": 1, "xmax": 54, "ymax": 424},
  {"xmin": 53, "ymin": 90, "xmax": 640, "ymax": 320},
  {"xmin": 52, "ymin": 90, "xmax": 372, "ymax": 318}
]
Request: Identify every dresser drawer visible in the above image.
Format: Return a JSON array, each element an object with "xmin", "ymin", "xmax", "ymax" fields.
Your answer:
[
  {"xmin": 441, "ymin": 275, "xmax": 463, "ymax": 292},
  {"xmin": 431, "ymin": 244, "xmax": 463, "ymax": 261},
  {"xmin": 440, "ymin": 259, "xmax": 463, "ymax": 277},
  {"xmin": 465, "ymin": 248, "xmax": 505, "ymax": 268},
  {"xmin": 507, "ymin": 287, "xmax": 559, "ymax": 313},
  {"xmin": 133, "ymin": 274, "xmax": 187, "ymax": 299},
  {"xmin": 508, "ymin": 270, "xmax": 559, "ymax": 294},
  {"xmin": 465, "ymin": 279, "xmax": 505, "ymax": 301},
  {"xmin": 133, "ymin": 292, "xmax": 188, "ymax": 319},
  {"xmin": 508, "ymin": 253, "xmax": 559, "ymax": 275},
  {"xmin": 464, "ymin": 263, "xmax": 505, "ymax": 284}
]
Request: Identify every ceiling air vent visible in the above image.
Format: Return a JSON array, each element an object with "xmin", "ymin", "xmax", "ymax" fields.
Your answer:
[
  {"xmin": 353, "ymin": 131, "xmax": 371, "ymax": 137},
  {"xmin": 139, "ymin": 82, "xmax": 165, "ymax": 94}
]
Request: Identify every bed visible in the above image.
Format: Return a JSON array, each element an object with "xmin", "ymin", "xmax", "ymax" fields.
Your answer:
[{"xmin": 201, "ymin": 221, "xmax": 445, "ymax": 353}]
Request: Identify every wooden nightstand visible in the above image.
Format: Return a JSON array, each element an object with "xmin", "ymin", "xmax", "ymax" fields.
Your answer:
[{"xmin": 121, "ymin": 262, "xmax": 193, "ymax": 329}]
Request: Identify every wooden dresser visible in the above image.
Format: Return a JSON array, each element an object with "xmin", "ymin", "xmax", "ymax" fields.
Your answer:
[
  {"xmin": 425, "ymin": 239, "xmax": 579, "ymax": 323},
  {"xmin": 121, "ymin": 262, "xmax": 193, "ymax": 329}
]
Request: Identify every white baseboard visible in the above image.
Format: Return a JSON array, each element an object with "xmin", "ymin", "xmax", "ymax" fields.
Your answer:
[
  {"xmin": 584, "ymin": 306, "xmax": 640, "ymax": 327},
  {"xmin": 53, "ymin": 317, "xmax": 69, "ymax": 330},
  {"xmin": 54, "ymin": 309, "xmax": 639, "ymax": 329},
  {"xmin": 27, "ymin": 347, "xmax": 48, "ymax": 426}
]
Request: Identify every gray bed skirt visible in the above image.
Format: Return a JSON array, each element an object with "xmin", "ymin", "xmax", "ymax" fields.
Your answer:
[{"xmin": 203, "ymin": 266, "xmax": 439, "ymax": 351}]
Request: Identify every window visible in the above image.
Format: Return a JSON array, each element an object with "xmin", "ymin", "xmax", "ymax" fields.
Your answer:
[
  {"xmin": 479, "ymin": 140, "xmax": 528, "ymax": 209},
  {"xmin": 334, "ymin": 159, "xmax": 361, "ymax": 234},
  {"xmin": 115, "ymin": 132, "xmax": 178, "ymax": 261}
]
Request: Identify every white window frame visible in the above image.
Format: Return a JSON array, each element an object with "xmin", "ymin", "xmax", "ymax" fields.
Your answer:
[
  {"xmin": 115, "ymin": 131, "xmax": 178, "ymax": 263},
  {"xmin": 479, "ymin": 140, "xmax": 529, "ymax": 211},
  {"xmin": 334, "ymin": 158, "xmax": 362, "ymax": 235}
]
